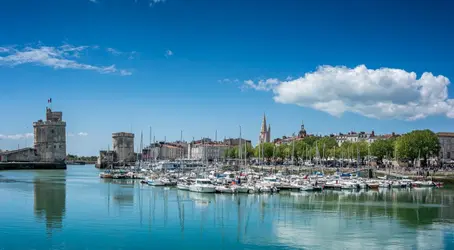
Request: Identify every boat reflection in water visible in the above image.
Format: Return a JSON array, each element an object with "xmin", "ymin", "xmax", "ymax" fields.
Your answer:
[{"xmin": 1, "ymin": 166, "xmax": 453, "ymax": 249}]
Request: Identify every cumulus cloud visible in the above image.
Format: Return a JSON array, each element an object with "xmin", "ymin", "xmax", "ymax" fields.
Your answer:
[
  {"xmin": 242, "ymin": 65, "xmax": 454, "ymax": 120},
  {"xmin": 0, "ymin": 133, "xmax": 33, "ymax": 140},
  {"xmin": 0, "ymin": 44, "xmax": 132, "ymax": 76}
]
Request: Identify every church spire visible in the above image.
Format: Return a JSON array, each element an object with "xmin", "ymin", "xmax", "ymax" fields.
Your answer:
[{"xmin": 261, "ymin": 113, "xmax": 267, "ymax": 132}]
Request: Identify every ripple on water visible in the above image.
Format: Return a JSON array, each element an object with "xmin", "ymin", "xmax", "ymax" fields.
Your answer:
[{"xmin": 0, "ymin": 165, "xmax": 454, "ymax": 250}]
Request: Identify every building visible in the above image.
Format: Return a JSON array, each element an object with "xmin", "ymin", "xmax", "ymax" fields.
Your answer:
[
  {"xmin": 223, "ymin": 138, "xmax": 252, "ymax": 147},
  {"xmin": 112, "ymin": 132, "xmax": 135, "ymax": 163},
  {"xmin": 437, "ymin": 132, "xmax": 454, "ymax": 162},
  {"xmin": 188, "ymin": 141, "xmax": 229, "ymax": 161},
  {"xmin": 335, "ymin": 131, "xmax": 398, "ymax": 146},
  {"xmin": 0, "ymin": 148, "xmax": 39, "ymax": 162},
  {"xmin": 258, "ymin": 114, "xmax": 271, "ymax": 143},
  {"xmin": 142, "ymin": 142, "xmax": 186, "ymax": 161},
  {"xmin": 33, "ymin": 107, "xmax": 66, "ymax": 162},
  {"xmin": 273, "ymin": 121, "xmax": 308, "ymax": 145}
]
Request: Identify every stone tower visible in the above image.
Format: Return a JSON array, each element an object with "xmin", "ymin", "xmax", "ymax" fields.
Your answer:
[
  {"xmin": 112, "ymin": 132, "xmax": 135, "ymax": 163},
  {"xmin": 33, "ymin": 107, "xmax": 66, "ymax": 162},
  {"xmin": 259, "ymin": 114, "xmax": 271, "ymax": 143}
]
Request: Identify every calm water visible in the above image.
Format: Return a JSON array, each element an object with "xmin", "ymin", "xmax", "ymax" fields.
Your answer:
[{"xmin": 0, "ymin": 165, "xmax": 453, "ymax": 250}]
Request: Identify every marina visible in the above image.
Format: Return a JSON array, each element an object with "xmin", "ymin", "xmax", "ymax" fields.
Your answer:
[
  {"xmin": 0, "ymin": 165, "xmax": 453, "ymax": 250},
  {"xmin": 97, "ymin": 159, "xmax": 445, "ymax": 195}
]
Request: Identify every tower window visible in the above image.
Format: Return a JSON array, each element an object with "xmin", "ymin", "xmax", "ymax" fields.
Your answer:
[{"xmin": 51, "ymin": 129, "xmax": 55, "ymax": 134}]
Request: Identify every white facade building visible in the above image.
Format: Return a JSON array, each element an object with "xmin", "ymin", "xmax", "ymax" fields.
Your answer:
[{"xmin": 188, "ymin": 143, "xmax": 229, "ymax": 161}]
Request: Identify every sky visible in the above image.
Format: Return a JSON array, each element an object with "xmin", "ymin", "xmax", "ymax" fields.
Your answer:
[{"xmin": 1, "ymin": 0, "xmax": 454, "ymax": 156}]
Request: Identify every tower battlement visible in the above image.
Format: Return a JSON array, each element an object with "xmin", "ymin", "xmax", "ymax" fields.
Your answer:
[{"xmin": 33, "ymin": 107, "xmax": 66, "ymax": 163}]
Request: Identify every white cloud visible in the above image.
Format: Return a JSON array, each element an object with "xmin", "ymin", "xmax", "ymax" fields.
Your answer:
[
  {"xmin": 165, "ymin": 49, "xmax": 173, "ymax": 57},
  {"xmin": 89, "ymin": 0, "xmax": 98, "ymax": 3},
  {"xmin": 68, "ymin": 132, "xmax": 88, "ymax": 137},
  {"xmin": 243, "ymin": 78, "xmax": 279, "ymax": 91},
  {"xmin": 0, "ymin": 44, "xmax": 132, "ymax": 76},
  {"xmin": 0, "ymin": 47, "xmax": 11, "ymax": 53},
  {"xmin": 106, "ymin": 48, "xmax": 122, "ymax": 55},
  {"xmin": 218, "ymin": 78, "xmax": 239, "ymax": 84},
  {"xmin": 149, "ymin": 0, "xmax": 166, "ymax": 6},
  {"xmin": 120, "ymin": 69, "xmax": 132, "ymax": 76},
  {"xmin": 106, "ymin": 48, "xmax": 137, "ymax": 59},
  {"xmin": 242, "ymin": 65, "xmax": 454, "ymax": 121},
  {"xmin": 0, "ymin": 133, "xmax": 33, "ymax": 140}
]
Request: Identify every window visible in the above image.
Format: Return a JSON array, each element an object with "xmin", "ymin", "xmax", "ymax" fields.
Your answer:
[
  {"xmin": 51, "ymin": 129, "xmax": 55, "ymax": 134},
  {"xmin": 448, "ymin": 152, "xmax": 451, "ymax": 159}
]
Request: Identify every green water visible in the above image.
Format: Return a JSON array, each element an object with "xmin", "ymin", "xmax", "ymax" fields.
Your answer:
[{"xmin": 0, "ymin": 165, "xmax": 453, "ymax": 250}]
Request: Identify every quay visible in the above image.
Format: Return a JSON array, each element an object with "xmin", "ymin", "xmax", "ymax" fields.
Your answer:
[{"xmin": 0, "ymin": 162, "xmax": 66, "ymax": 170}]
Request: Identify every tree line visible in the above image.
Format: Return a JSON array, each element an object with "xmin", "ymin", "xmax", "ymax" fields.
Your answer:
[
  {"xmin": 224, "ymin": 130, "xmax": 441, "ymax": 166},
  {"xmin": 66, "ymin": 154, "xmax": 97, "ymax": 162}
]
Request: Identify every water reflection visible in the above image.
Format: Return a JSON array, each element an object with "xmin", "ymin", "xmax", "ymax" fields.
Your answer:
[
  {"xmin": 33, "ymin": 171, "xmax": 66, "ymax": 235},
  {"xmin": 1, "ymin": 165, "xmax": 453, "ymax": 249}
]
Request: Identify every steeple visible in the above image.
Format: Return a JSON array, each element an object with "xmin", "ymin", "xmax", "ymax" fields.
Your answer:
[
  {"xmin": 267, "ymin": 124, "xmax": 271, "ymax": 142},
  {"xmin": 261, "ymin": 113, "xmax": 267, "ymax": 133}
]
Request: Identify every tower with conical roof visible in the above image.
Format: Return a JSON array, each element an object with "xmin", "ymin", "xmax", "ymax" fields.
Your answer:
[{"xmin": 259, "ymin": 114, "xmax": 271, "ymax": 143}]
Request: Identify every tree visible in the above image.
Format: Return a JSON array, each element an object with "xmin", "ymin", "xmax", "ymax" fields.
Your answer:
[
  {"xmin": 254, "ymin": 142, "xmax": 275, "ymax": 159},
  {"xmin": 395, "ymin": 130, "xmax": 440, "ymax": 166},
  {"xmin": 225, "ymin": 147, "xmax": 238, "ymax": 158},
  {"xmin": 302, "ymin": 136, "xmax": 319, "ymax": 147},
  {"xmin": 275, "ymin": 144, "xmax": 289, "ymax": 159},
  {"xmin": 370, "ymin": 139, "xmax": 394, "ymax": 162}
]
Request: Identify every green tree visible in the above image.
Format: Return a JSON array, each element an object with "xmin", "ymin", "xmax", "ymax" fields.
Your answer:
[
  {"xmin": 370, "ymin": 139, "xmax": 394, "ymax": 162},
  {"xmin": 254, "ymin": 143, "xmax": 275, "ymax": 159},
  {"xmin": 275, "ymin": 144, "xmax": 288, "ymax": 159},
  {"xmin": 395, "ymin": 130, "xmax": 440, "ymax": 166},
  {"xmin": 302, "ymin": 136, "xmax": 319, "ymax": 147}
]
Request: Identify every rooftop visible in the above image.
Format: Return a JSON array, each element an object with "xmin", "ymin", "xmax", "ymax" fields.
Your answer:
[{"xmin": 437, "ymin": 132, "xmax": 454, "ymax": 137}]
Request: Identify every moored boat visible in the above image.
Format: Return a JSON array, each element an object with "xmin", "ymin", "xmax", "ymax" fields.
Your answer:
[{"xmin": 189, "ymin": 179, "xmax": 216, "ymax": 193}]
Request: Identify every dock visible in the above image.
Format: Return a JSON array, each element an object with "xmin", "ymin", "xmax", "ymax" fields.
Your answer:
[{"xmin": 0, "ymin": 162, "xmax": 67, "ymax": 170}]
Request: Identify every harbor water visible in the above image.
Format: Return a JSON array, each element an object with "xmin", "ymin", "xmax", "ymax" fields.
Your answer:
[{"xmin": 1, "ymin": 165, "xmax": 453, "ymax": 250}]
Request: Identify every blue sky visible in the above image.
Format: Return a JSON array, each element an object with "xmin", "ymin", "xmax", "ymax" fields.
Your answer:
[{"xmin": 1, "ymin": 0, "xmax": 454, "ymax": 155}]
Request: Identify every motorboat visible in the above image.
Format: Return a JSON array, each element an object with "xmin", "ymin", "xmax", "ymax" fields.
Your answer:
[
  {"xmin": 413, "ymin": 181, "xmax": 434, "ymax": 188},
  {"xmin": 216, "ymin": 185, "xmax": 235, "ymax": 193},
  {"xmin": 230, "ymin": 185, "xmax": 249, "ymax": 193},
  {"xmin": 148, "ymin": 178, "xmax": 166, "ymax": 186},
  {"xmin": 189, "ymin": 179, "xmax": 216, "ymax": 193},
  {"xmin": 99, "ymin": 172, "xmax": 113, "ymax": 178},
  {"xmin": 341, "ymin": 181, "xmax": 357, "ymax": 190},
  {"xmin": 177, "ymin": 182, "xmax": 190, "ymax": 190}
]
